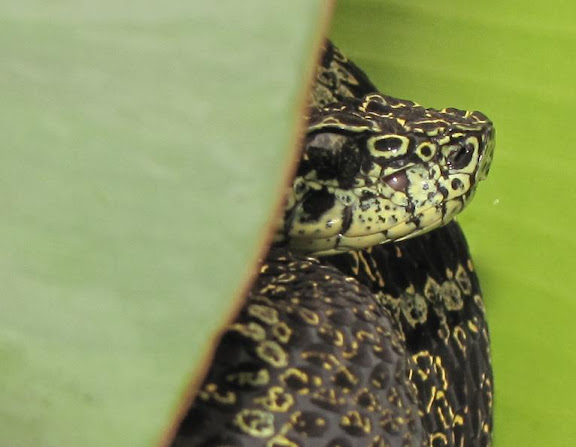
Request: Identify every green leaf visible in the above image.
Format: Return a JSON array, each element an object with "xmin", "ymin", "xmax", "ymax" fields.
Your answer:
[
  {"xmin": 0, "ymin": 2, "xmax": 326, "ymax": 446},
  {"xmin": 331, "ymin": 1, "xmax": 576, "ymax": 445}
]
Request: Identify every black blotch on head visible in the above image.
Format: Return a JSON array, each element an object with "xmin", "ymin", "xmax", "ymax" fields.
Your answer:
[
  {"xmin": 451, "ymin": 178, "xmax": 463, "ymax": 190},
  {"xmin": 303, "ymin": 132, "xmax": 361, "ymax": 188},
  {"xmin": 302, "ymin": 189, "xmax": 336, "ymax": 221},
  {"xmin": 438, "ymin": 185, "xmax": 449, "ymax": 198},
  {"xmin": 337, "ymin": 139, "xmax": 362, "ymax": 185}
]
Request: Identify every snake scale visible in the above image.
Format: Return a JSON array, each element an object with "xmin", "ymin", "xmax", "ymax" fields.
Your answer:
[{"xmin": 173, "ymin": 41, "xmax": 495, "ymax": 447}]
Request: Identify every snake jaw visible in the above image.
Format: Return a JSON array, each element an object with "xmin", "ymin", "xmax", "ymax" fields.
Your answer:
[{"xmin": 277, "ymin": 94, "xmax": 495, "ymax": 256}]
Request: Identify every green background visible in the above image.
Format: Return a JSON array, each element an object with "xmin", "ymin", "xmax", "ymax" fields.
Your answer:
[
  {"xmin": 331, "ymin": 0, "xmax": 576, "ymax": 446},
  {"xmin": 1, "ymin": 0, "xmax": 575, "ymax": 446}
]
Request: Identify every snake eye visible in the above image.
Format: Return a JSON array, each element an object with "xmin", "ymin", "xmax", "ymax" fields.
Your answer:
[{"xmin": 447, "ymin": 143, "xmax": 473, "ymax": 170}]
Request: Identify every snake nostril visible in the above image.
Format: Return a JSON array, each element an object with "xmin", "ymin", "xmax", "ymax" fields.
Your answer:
[
  {"xmin": 447, "ymin": 144, "xmax": 473, "ymax": 170},
  {"xmin": 383, "ymin": 170, "xmax": 408, "ymax": 192}
]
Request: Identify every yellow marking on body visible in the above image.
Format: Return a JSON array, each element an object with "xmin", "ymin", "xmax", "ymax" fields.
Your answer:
[
  {"xmin": 251, "ymin": 294, "xmax": 275, "ymax": 306},
  {"xmin": 357, "ymin": 250, "xmax": 378, "ymax": 283},
  {"xmin": 342, "ymin": 340, "xmax": 360, "ymax": 360},
  {"xmin": 347, "ymin": 251, "xmax": 361, "ymax": 276},
  {"xmin": 318, "ymin": 325, "xmax": 345, "ymax": 347},
  {"xmin": 387, "ymin": 387, "xmax": 401, "ymax": 407},
  {"xmin": 275, "ymin": 273, "xmax": 297, "ymax": 283},
  {"xmin": 434, "ymin": 390, "xmax": 455, "ymax": 429},
  {"xmin": 266, "ymin": 435, "xmax": 297, "ymax": 447},
  {"xmin": 426, "ymin": 386, "xmax": 438, "ymax": 413},
  {"xmin": 248, "ymin": 304, "xmax": 279, "ymax": 325},
  {"xmin": 226, "ymin": 368, "xmax": 270, "ymax": 387},
  {"xmin": 355, "ymin": 329, "xmax": 376, "ymax": 343},
  {"xmin": 441, "ymin": 280, "xmax": 463, "ymax": 311},
  {"xmin": 280, "ymin": 368, "xmax": 310, "ymax": 394},
  {"xmin": 455, "ymin": 264, "xmax": 472, "ymax": 294},
  {"xmin": 272, "ymin": 321, "xmax": 292, "ymax": 344},
  {"xmin": 468, "ymin": 320, "xmax": 479, "ymax": 333},
  {"xmin": 254, "ymin": 386, "xmax": 294, "ymax": 412},
  {"xmin": 429, "ymin": 432, "xmax": 448, "ymax": 444},
  {"xmin": 412, "ymin": 351, "xmax": 433, "ymax": 381},
  {"xmin": 333, "ymin": 365, "xmax": 359, "ymax": 389},
  {"xmin": 198, "ymin": 383, "xmax": 236, "ymax": 405},
  {"xmin": 401, "ymin": 291, "xmax": 428, "ymax": 326},
  {"xmin": 298, "ymin": 307, "xmax": 320, "ymax": 325},
  {"xmin": 434, "ymin": 356, "xmax": 449, "ymax": 390},
  {"xmin": 473, "ymin": 294, "xmax": 486, "ymax": 312},
  {"xmin": 260, "ymin": 284, "xmax": 277, "ymax": 294},
  {"xmin": 256, "ymin": 340, "xmax": 288, "ymax": 368},
  {"xmin": 230, "ymin": 322, "xmax": 265, "ymax": 341},
  {"xmin": 289, "ymin": 297, "xmax": 300, "ymax": 306},
  {"xmin": 355, "ymin": 388, "xmax": 378, "ymax": 411},
  {"xmin": 340, "ymin": 410, "xmax": 372, "ymax": 434},
  {"xmin": 453, "ymin": 326, "xmax": 468, "ymax": 353},
  {"xmin": 312, "ymin": 387, "xmax": 345, "ymax": 407},
  {"xmin": 424, "ymin": 277, "xmax": 442, "ymax": 302},
  {"xmin": 234, "ymin": 409, "xmax": 275, "ymax": 438}
]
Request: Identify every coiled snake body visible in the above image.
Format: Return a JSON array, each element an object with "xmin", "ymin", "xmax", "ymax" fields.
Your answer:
[{"xmin": 174, "ymin": 41, "xmax": 495, "ymax": 447}]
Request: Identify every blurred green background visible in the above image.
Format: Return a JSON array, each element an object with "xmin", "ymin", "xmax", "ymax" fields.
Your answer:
[{"xmin": 330, "ymin": 0, "xmax": 576, "ymax": 445}]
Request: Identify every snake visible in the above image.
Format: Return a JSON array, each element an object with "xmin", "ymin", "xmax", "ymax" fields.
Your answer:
[{"xmin": 172, "ymin": 41, "xmax": 495, "ymax": 447}]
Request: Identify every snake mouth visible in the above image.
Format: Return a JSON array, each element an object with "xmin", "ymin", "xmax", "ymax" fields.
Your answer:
[
  {"xmin": 284, "ymin": 175, "xmax": 470, "ymax": 256},
  {"xmin": 282, "ymin": 158, "xmax": 480, "ymax": 255},
  {"xmin": 292, "ymin": 198, "xmax": 465, "ymax": 256}
]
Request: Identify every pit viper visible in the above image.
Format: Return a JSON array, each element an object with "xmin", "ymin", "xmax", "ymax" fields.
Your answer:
[{"xmin": 173, "ymin": 40, "xmax": 495, "ymax": 447}]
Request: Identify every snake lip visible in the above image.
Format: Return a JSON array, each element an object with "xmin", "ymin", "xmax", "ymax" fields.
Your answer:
[{"xmin": 367, "ymin": 196, "xmax": 466, "ymax": 246}]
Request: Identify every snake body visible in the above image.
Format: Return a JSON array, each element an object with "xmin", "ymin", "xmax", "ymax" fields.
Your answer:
[{"xmin": 173, "ymin": 41, "xmax": 494, "ymax": 447}]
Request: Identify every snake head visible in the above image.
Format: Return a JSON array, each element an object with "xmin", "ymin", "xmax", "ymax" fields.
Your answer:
[{"xmin": 278, "ymin": 93, "xmax": 495, "ymax": 256}]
